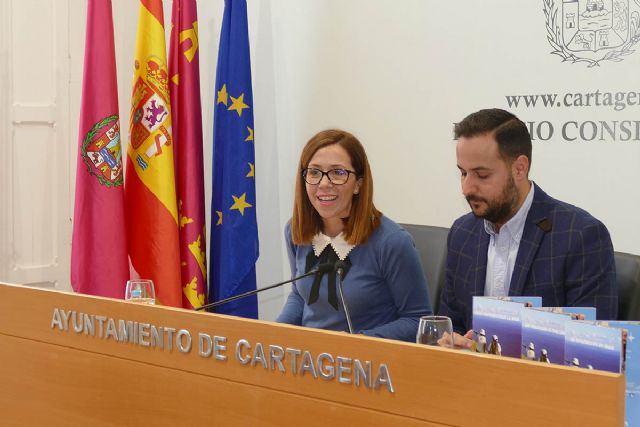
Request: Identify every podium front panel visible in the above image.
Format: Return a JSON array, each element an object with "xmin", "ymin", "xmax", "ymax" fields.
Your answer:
[{"xmin": 0, "ymin": 283, "xmax": 624, "ymax": 426}]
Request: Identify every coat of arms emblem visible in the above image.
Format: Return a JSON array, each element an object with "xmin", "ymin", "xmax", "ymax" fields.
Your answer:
[
  {"xmin": 129, "ymin": 57, "xmax": 172, "ymax": 172},
  {"xmin": 81, "ymin": 115, "xmax": 123, "ymax": 187},
  {"xmin": 544, "ymin": 0, "xmax": 640, "ymax": 66}
]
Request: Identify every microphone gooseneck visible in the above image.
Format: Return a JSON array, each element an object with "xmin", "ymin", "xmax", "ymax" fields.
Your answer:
[
  {"xmin": 196, "ymin": 262, "xmax": 334, "ymax": 311},
  {"xmin": 334, "ymin": 260, "xmax": 354, "ymax": 334}
]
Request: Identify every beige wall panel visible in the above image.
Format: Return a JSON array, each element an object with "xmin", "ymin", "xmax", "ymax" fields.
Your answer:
[
  {"xmin": 12, "ymin": 122, "xmax": 57, "ymax": 267},
  {"xmin": 11, "ymin": 0, "xmax": 55, "ymax": 103},
  {"xmin": 2, "ymin": 0, "xmax": 71, "ymax": 288}
]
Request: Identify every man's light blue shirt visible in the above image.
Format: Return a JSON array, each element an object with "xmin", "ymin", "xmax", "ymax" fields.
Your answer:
[{"xmin": 484, "ymin": 183, "xmax": 535, "ymax": 297}]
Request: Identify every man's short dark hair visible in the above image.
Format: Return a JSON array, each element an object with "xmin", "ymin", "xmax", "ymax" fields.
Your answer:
[{"xmin": 454, "ymin": 108, "xmax": 532, "ymax": 167}]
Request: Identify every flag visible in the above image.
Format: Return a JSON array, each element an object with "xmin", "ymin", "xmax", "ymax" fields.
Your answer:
[
  {"xmin": 210, "ymin": 0, "xmax": 259, "ymax": 318},
  {"xmin": 71, "ymin": 0, "xmax": 129, "ymax": 298},
  {"xmin": 169, "ymin": 0, "xmax": 208, "ymax": 309},
  {"xmin": 125, "ymin": 0, "xmax": 182, "ymax": 307}
]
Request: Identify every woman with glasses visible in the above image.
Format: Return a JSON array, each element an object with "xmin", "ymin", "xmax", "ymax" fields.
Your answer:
[{"xmin": 276, "ymin": 129, "xmax": 432, "ymax": 342}]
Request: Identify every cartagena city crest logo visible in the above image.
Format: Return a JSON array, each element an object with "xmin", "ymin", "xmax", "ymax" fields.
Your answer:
[
  {"xmin": 81, "ymin": 115, "xmax": 123, "ymax": 187},
  {"xmin": 544, "ymin": 0, "xmax": 640, "ymax": 66}
]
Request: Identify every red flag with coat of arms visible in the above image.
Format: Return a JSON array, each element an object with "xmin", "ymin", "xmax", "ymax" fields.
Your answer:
[{"xmin": 71, "ymin": 0, "xmax": 129, "ymax": 298}]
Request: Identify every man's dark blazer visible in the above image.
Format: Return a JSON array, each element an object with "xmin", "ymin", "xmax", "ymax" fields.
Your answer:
[{"xmin": 439, "ymin": 183, "xmax": 618, "ymax": 333}]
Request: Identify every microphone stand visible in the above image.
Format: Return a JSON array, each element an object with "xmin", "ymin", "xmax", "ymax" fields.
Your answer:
[
  {"xmin": 196, "ymin": 265, "xmax": 330, "ymax": 312},
  {"xmin": 335, "ymin": 263, "xmax": 354, "ymax": 334}
]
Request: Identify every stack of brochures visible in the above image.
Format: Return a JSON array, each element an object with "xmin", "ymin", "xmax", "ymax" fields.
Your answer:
[{"xmin": 472, "ymin": 297, "xmax": 639, "ymax": 426}]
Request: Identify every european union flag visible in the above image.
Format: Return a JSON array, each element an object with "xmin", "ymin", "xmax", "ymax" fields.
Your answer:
[{"xmin": 209, "ymin": 0, "xmax": 259, "ymax": 318}]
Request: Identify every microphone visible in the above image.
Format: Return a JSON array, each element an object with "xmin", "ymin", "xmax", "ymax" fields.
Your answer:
[
  {"xmin": 195, "ymin": 262, "xmax": 334, "ymax": 311},
  {"xmin": 334, "ymin": 260, "xmax": 354, "ymax": 334}
]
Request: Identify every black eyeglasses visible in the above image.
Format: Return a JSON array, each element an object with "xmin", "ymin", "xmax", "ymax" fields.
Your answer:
[{"xmin": 302, "ymin": 168, "xmax": 358, "ymax": 185}]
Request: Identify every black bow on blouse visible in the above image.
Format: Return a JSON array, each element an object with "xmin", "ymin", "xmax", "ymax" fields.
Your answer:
[{"xmin": 304, "ymin": 246, "xmax": 351, "ymax": 310}]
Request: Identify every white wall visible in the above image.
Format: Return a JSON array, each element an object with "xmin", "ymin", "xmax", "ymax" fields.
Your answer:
[
  {"xmin": 1, "ymin": 0, "xmax": 72, "ymax": 288},
  {"xmin": 2, "ymin": 0, "xmax": 639, "ymax": 320}
]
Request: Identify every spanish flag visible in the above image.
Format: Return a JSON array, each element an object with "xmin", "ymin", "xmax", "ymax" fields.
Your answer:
[
  {"xmin": 169, "ymin": 0, "xmax": 208, "ymax": 309},
  {"xmin": 125, "ymin": 0, "xmax": 181, "ymax": 307}
]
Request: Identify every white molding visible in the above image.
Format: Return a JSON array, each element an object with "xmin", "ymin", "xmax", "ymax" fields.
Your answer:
[
  {"xmin": 55, "ymin": 0, "xmax": 71, "ymax": 290},
  {"xmin": 12, "ymin": 104, "xmax": 56, "ymax": 123},
  {"xmin": 0, "ymin": 1, "xmax": 12, "ymax": 281}
]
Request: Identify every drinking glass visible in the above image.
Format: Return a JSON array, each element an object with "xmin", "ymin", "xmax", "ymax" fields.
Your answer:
[
  {"xmin": 416, "ymin": 315, "xmax": 453, "ymax": 348},
  {"xmin": 125, "ymin": 279, "xmax": 156, "ymax": 304}
]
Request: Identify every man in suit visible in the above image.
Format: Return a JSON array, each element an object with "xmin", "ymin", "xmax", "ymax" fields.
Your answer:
[{"xmin": 438, "ymin": 108, "xmax": 617, "ymax": 344}]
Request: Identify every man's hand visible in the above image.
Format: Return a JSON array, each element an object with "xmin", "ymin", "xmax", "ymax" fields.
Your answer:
[
  {"xmin": 453, "ymin": 330, "xmax": 474, "ymax": 349},
  {"xmin": 436, "ymin": 329, "xmax": 474, "ymax": 349}
]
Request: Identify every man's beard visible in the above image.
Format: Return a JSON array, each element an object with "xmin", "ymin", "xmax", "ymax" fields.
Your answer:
[{"xmin": 466, "ymin": 175, "xmax": 519, "ymax": 225}]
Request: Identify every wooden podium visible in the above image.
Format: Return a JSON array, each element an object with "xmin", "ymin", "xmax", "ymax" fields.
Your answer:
[{"xmin": 0, "ymin": 282, "xmax": 624, "ymax": 426}]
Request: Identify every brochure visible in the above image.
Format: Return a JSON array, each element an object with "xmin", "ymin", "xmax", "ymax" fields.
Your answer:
[
  {"xmin": 564, "ymin": 321, "xmax": 623, "ymax": 373},
  {"xmin": 605, "ymin": 321, "xmax": 640, "ymax": 427},
  {"xmin": 472, "ymin": 296, "xmax": 541, "ymax": 357},
  {"xmin": 521, "ymin": 308, "xmax": 573, "ymax": 365}
]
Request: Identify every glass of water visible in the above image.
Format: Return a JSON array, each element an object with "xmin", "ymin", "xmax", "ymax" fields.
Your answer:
[
  {"xmin": 125, "ymin": 279, "xmax": 156, "ymax": 304},
  {"xmin": 416, "ymin": 315, "xmax": 454, "ymax": 348}
]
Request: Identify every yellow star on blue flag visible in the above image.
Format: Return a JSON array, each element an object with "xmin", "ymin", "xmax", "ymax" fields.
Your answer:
[
  {"xmin": 230, "ymin": 193, "xmax": 252, "ymax": 215},
  {"xmin": 228, "ymin": 93, "xmax": 249, "ymax": 117}
]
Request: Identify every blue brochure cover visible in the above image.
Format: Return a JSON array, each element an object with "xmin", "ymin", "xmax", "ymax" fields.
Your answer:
[
  {"xmin": 607, "ymin": 321, "xmax": 640, "ymax": 427},
  {"xmin": 472, "ymin": 297, "xmax": 539, "ymax": 358},
  {"xmin": 564, "ymin": 321, "xmax": 623, "ymax": 373},
  {"xmin": 521, "ymin": 308, "xmax": 573, "ymax": 365}
]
